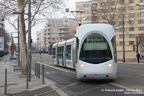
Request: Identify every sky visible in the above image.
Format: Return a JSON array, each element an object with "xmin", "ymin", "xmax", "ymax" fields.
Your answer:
[{"xmin": 5, "ymin": 0, "xmax": 88, "ymax": 43}]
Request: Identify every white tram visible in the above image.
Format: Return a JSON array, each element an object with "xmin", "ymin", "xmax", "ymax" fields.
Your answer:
[{"xmin": 52, "ymin": 24, "xmax": 117, "ymax": 80}]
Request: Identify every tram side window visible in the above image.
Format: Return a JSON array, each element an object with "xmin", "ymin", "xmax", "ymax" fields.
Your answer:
[
  {"xmin": 66, "ymin": 45, "xmax": 71, "ymax": 60},
  {"xmin": 111, "ymin": 36, "xmax": 117, "ymax": 63},
  {"xmin": 57, "ymin": 47, "xmax": 60, "ymax": 59},
  {"xmin": 61, "ymin": 46, "xmax": 64, "ymax": 59},
  {"xmin": 52, "ymin": 48, "xmax": 56, "ymax": 58}
]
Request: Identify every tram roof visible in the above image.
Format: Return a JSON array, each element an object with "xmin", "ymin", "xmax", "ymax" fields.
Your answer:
[
  {"xmin": 75, "ymin": 24, "xmax": 116, "ymax": 40},
  {"xmin": 66, "ymin": 38, "xmax": 75, "ymax": 44}
]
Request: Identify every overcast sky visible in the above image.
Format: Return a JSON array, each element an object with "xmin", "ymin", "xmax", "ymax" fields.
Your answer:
[{"xmin": 5, "ymin": 0, "xmax": 88, "ymax": 43}]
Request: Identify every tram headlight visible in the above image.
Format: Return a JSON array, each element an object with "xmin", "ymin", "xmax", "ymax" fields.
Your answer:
[
  {"xmin": 80, "ymin": 64, "xmax": 85, "ymax": 67},
  {"xmin": 107, "ymin": 64, "xmax": 112, "ymax": 67}
]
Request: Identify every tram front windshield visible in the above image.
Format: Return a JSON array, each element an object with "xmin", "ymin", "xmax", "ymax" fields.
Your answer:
[{"xmin": 79, "ymin": 33, "xmax": 112, "ymax": 64}]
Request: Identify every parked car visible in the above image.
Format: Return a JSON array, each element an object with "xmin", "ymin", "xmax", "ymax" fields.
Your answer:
[
  {"xmin": 15, "ymin": 52, "xmax": 18, "ymax": 56},
  {"xmin": 10, "ymin": 54, "xmax": 17, "ymax": 60}
]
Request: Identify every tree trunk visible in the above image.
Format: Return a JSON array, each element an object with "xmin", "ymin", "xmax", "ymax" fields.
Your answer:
[{"xmin": 17, "ymin": 0, "xmax": 27, "ymax": 75}]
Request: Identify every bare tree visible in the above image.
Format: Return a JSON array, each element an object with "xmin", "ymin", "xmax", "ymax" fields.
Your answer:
[{"xmin": 0, "ymin": 0, "xmax": 66, "ymax": 75}]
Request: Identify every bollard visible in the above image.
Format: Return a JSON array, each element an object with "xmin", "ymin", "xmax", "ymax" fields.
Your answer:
[
  {"xmin": 35, "ymin": 63, "xmax": 36, "ymax": 76},
  {"xmin": 39, "ymin": 64, "xmax": 40, "ymax": 78},
  {"xmin": 37, "ymin": 63, "xmax": 39, "ymax": 77},
  {"xmin": 26, "ymin": 66, "xmax": 29, "ymax": 89},
  {"xmin": 4, "ymin": 69, "xmax": 7, "ymax": 94},
  {"xmin": 36, "ymin": 63, "xmax": 38, "ymax": 77},
  {"xmin": 42, "ymin": 65, "xmax": 45, "ymax": 84}
]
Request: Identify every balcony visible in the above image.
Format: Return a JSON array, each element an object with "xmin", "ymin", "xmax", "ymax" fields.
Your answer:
[
  {"xmin": 59, "ymin": 26, "xmax": 69, "ymax": 29},
  {"xmin": 59, "ymin": 30, "xmax": 69, "ymax": 33},
  {"xmin": 91, "ymin": 7, "xmax": 97, "ymax": 10},
  {"xmin": 59, "ymin": 35, "xmax": 68, "ymax": 38},
  {"xmin": 91, "ymin": 13, "xmax": 96, "ymax": 15}
]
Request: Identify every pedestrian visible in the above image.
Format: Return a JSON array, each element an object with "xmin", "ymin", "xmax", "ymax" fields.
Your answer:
[{"xmin": 136, "ymin": 52, "xmax": 140, "ymax": 63}]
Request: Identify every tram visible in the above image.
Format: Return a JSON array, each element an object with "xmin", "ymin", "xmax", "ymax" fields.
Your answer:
[{"xmin": 52, "ymin": 24, "xmax": 117, "ymax": 80}]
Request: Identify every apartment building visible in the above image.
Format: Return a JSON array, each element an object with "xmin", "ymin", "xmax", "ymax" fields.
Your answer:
[
  {"xmin": 0, "ymin": 19, "xmax": 4, "ymax": 29},
  {"xmin": 76, "ymin": 0, "xmax": 144, "ymax": 60},
  {"xmin": 36, "ymin": 30, "xmax": 42, "ymax": 52},
  {"xmin": 37, "ymin": 17, "xmax": 76, "ymax": 52}
]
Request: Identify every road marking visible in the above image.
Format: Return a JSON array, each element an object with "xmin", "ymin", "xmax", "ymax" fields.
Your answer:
[
  {"xmin": 45, "ymin": 72, "xmax": 50, "ymax": 74},
  {"xmin": 74, "ymin": 83, "xmax": 106, "ymax": 96},
  {"xmin": 34, "ymin": 82, "xmax": 79, "ymax": 96},
  {"xmin": 31, "ymin": 63, "xmax": 68, "ymax": 96}
]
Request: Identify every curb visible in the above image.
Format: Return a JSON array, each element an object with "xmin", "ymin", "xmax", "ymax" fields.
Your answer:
[{"xmin": 0, "ymin": 54, "xmax": 9, "ymax": 60}]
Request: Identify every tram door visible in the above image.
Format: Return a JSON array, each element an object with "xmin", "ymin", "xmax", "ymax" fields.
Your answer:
[
  {"xmin": 57, "ymin": 47, "xmax": 60, "ymax": 65},
  {"xmin": 58, "ymin": 46, "xmax": 64, "ymax": 66},
  {"xmin": 61, "ymin": 46, "xmax": 64, "ymax": 66},
  {"xmin": 66, "ymin": 45, "xmax": 72, "ymax": 68}
]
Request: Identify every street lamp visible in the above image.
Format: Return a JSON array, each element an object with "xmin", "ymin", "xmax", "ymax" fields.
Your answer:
[
  {"xmin": 13, "ymin": 0, "xmax": 32, "ymax": 88},
  {"xmin": 71, "ymin": 11, "xmax": 83, "ymax": 26}
]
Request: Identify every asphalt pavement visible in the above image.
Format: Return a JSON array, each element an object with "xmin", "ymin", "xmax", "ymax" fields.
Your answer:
[{"xmin": 0, "ymin": 54, "xmax": 144, "ymax": 96}]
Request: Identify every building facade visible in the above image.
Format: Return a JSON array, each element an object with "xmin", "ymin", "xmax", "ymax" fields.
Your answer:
[
  {"xmin": 36, "ymin": 30, "xmax": 42, "ymax": 52},
  {"xmin": 37, "ymin": 17, "xmax": 76, "ymax": 52},
  {"xmin": 76, "ymin": 0, "xmax": 144, "ymax": 60}
]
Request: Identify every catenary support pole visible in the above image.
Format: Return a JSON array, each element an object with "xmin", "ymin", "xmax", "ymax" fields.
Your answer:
[
  {"xmin": 28, "ymin": 0, "xmax": 32, "ymax": 81},
  {"xmin": 122, "ymin": 15, "xmax": 125, "ymax": 63}
]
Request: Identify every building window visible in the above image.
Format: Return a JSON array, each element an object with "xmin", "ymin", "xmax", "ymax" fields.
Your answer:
[
  {"xmin": 129, "ymin": 27, "xmax": 134, "ymax": 31},
  {"xmin": 120, "ymin": 41, "xmax": 123, "ymax": 45},
  {"xmin": 139, "ymin": 0, "xmax": 144, "ymax": 2},
  {"xmin": 110, "ymin": 15, "xmax": 115, "ymax": 19},
  {"xmin": 129, "ymin": 0, "xmax": 134, "ymax": 3},
  {"xmin": 119, "ymin": 28, "xmax": 124, "ymax": 32},
  {"xmin": 129, "ymin": 13, "xmax": 134, "ymax": 18},
  {"xmin": 83, "ymin": 11, "xmax": 86, "ymax": 14},
  {"xmin": 119, "ymin": 0, "xmax": 124, "ymax": 4},
  {"xmin": 101, "ymin": 2, "xmax": 106, "ymax": 6},
  {"xmin": 87, "ymin": 4, "xmax": 89, "ymax": 7},
  {"xmin": 111, "ymin": 8, "xmax": 115, "ymax": 12},
  {"xmin": 92, "ymin": 16, "xmax": 97, "ymax": 21},
  {"xmin": 102, "ymin": 9, "xmax": 106, "ymax": 13},
  {"xmin": 102, "ymin": 16, "xmax": 107, "ymax": 19},
  {"xmin": 119, "ymin": 14, "xmax": 124, "ymax": 18},
  {"xmin": 129, "ymin": 6, "xmax": 134, "ymax": 10},
  {"xmin": 139, "ymin": 5, "xmax": 144, "ymax": 10},
  {"xmin": 83, "ymin": 4, "xmax": 86, "ymax": 7},
  {"xmin": 112, "ymin": 22, "xmax": 115, "ymax": 25},
  {"xmin": 111, "ymin": 1, "xmax": 115, "ymax": 5},
  {"xmin": 87, "ymin": 10, "xmax": 90, "ymax": 14},
  {"xmin": 87, "ymin": 16, "xmax": 90, "ymax": 20},
  {"xmin": 139, "ymin": 12, "xmax": 144, "ymax": 17},
  {"xmin": 92, "ymin": 10, "xmax": 97, "ymax": 14},
  {"xmin": 129, "ymin": 20, "xmax": 134, "ymax": 24},
  {"xmin": 119, "ymin": 21, "xmax": 123, "ymax": 25},
  {"xmin": 119, "ymin": 35, "xmax": 123, "ymax": 38},
  {"xmin": 129, "ymin": 34, "xmax": 134, "ymax": 38},
  {"xmin": 92, "ymin": 4, "xmax": 96, "ymax": 7},
  {"xmin": 65, "ymin": 20, "xmax": 68, "ymax": 23},
  {"xmin": 129, "ymin": 41, "xmax": 134, "ymax": 45},
  {"xmin": 119, "ymin": 7, "xmax": 125, "ymax": 11},
  {"xmin": 139, "ymin": 20, "xmax": 144, "ymax": 24},
  {"xmin": 139, "ymin": 27, "xmax": 144, "ymax": 31}
]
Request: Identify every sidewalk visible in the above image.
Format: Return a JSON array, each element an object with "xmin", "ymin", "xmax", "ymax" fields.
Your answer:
[
  {"xmin": 0, "ymin": 60, "xmax": 51, "ymax": 96},
  {"xmin": 117, "ymin": 58, "xmax": 144, "ymax": 65}
]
